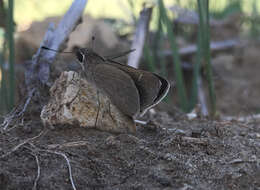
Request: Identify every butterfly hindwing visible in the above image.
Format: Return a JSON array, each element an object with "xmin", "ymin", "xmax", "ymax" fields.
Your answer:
[{"xmin": 106, "ymin": 61, "xmax": 167, "ymax": 112}]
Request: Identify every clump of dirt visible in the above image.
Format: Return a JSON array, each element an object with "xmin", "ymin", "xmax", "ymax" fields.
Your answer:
[{"xmin": 0, "ymin": 112, "xmax": 259, "ymax": 190}]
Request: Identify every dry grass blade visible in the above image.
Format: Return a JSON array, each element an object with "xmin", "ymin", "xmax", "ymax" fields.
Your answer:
[
  {"xmin": 47, "ymin": 141, "xmax": 90, "ymax": 149},
  {"xmin": 43, "ymin": 150, "xmax": 77, "ymax": 190}
]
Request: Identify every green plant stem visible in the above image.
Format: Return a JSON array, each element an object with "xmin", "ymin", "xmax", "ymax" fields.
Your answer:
[
  {"xmin": 205, "ymin": 0, "xmax": 216, "ymax": 116},
  {"xmin": 158, "ymin": 0, "xmax": 188, "ymax": 112},
  {"xmin": 197, "ymin": 0, "xmax": 216, "ymax": 116},
  {"xmin": 7, "ymin": 0, "xmax": 15, "ymax": 109},
  {"xmin": 0, "ymin": 51, "xmax": 9, "ymax": 112},
  {"xmin": 152, "ymin": 7, "xmax": 162, "ymax": 65},
  {"xmin": 190, "ymin": 32, "xmax": 202, "ymax": 110}
]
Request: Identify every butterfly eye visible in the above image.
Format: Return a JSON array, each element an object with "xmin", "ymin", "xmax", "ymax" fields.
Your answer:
[{"xmin": 76, "ymin": 51, "xmax": 84, "ymax": 62}]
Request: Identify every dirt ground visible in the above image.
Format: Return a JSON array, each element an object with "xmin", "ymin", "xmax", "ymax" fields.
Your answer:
[
  {"xmin": 0, "ymin": 111, "xmax": 259, "ymax": 190},
  {"xmin": 1, "ymin": 14, "xmax": 260, "ymax": 190}
]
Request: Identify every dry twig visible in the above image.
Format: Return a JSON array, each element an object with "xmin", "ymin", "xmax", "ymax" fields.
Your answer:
[
  {"xmin": 127, "ymin": 6, "xmax": 153, "ymax": 68},
  {"xmin": 32, "ymin": 153, "xmax": 41, "ymax": 190}
]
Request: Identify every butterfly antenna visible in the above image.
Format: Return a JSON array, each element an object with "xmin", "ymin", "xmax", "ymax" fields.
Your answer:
[
  {"xmin": 105, "ymin": 49, "xmax": 136, "ymax": 60},
  {"xmin": 41, "ymin": 46, "xmax": 73, "ymax": 54}
]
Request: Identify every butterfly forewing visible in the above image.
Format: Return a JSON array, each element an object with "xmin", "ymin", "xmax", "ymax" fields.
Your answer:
[{"xmin": 93, "ymin": 63, "xmax": 140, "ymax": 117}]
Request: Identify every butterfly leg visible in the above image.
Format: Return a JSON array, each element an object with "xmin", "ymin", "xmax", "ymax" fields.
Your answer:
[{"xmin": 94, "ymin": 90, "xmax": 101, "ymax": 128}]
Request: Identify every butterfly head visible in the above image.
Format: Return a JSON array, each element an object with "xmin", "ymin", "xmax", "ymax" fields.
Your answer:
[{"xmin": 75, "ymin": 48, "xmax": 105, "ymax": 69}]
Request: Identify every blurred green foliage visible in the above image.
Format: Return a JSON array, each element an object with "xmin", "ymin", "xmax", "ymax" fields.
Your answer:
[
  {"xmin": 9, "ymin": 0, "xmax": 260, "ymax": 29},
  {"xmin": 197, "ymin": 0, "xmax": 216, "ymax": 116},
  {"xmin": 0, "ymin": 0, "xmax": 15, "ymax": 113},
  {"xmin": 158, "ymin": 0, "xmax": 188, "ymax": 112},
  {"xmin": 1, "ymin": 0, "xmax": 260, "ymax": 114},
  {"xmin": 7, "ymin": 0, "xmax": 15, "ymax": 109}
]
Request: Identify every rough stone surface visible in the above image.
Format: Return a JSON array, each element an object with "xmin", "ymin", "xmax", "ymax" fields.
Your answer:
[{"xmin": 41, "ymin": 71, "xmax": 136, "ymax": 133}]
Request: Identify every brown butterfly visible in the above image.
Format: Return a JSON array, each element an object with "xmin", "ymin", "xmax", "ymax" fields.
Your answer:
[{"xmin": 42, "ymin": 46, "xmax": 170, "ymax": 118}]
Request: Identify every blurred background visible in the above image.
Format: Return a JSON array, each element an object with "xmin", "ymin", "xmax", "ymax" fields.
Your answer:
[{"xmin": 1, "ymin": 0, "xmax": 260, "ymax": 118}]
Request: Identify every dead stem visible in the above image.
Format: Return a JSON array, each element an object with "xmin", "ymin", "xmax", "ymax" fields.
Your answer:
[{"xmin": 32, "ymin": 153, "xmax": 41, "ymax": 190}]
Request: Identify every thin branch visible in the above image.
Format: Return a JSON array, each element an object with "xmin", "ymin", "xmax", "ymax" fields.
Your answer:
[
  {"xmin": 127, "ymin": 7, "xmax": 153, "ymax": 68},
  {"xmin": 160, "ymin": 39, "xmax": 240, "ymax": 57}
]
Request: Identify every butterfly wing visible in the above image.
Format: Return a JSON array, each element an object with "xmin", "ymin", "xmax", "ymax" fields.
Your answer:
[
  {"xmin": 106, "ymin": 61, "xmax": 169, "ymax": 112},
  {"xmin": 93, "ymin": 64, "xmax": 140, "ymax": 117}
]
